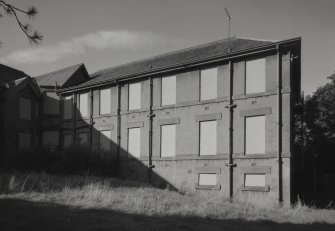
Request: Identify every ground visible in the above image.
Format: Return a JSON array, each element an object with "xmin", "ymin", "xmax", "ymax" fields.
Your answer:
[{"xmin": 0, "ymin": 172, "xmax": 334, "ymax": 231}]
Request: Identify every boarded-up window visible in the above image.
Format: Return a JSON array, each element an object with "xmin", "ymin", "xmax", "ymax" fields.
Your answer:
[
  {"xmin": 19, "ymin": 132, "xmax": 31, "ymax": 150},
  {"xmin": 43, "ymin": 131, "xmax": 59, "ymax": 148},
  {"xmin": 19, "ymin": 97, "xmax": 31, "ymax": 120},
  {"xmin": 63, "ymin": 96, "xmax": 73, "ymax": 119},
  {"xmin": 244, "ymin": 174, "xmax": 266, "ymax": 187},
  {"xmin": 43, "ymin": 92, "xmax": 59, "ymax": 115},
  {"xmin": 129, "ymin": 83, "xmax": 141, "ymax": 110},
  {"xmin": 245, "ymin": 116, "xmax": 265, "ymax": 154},
  {"xmin": 200, "ymin": 121, "xmax": 217, "ymax": 155},
  {"xmin": 100, "ymin": 89, "xmax": 111, "ymax": 115},
  {"xmin": 128, "ymin": 128, "xmax": 141, "ymax": 158},
  {"xmin": 78, "ymin": 132, "xmax": 88, "ymax": 145},
  {"xmin": 246, "ymin": 58, "xmax": 265, "ymax": 94},
  {"xmin": 200, "ymin": 68, "xmax": 217, "ymax": 101},
  {"xmin": 63, "ymin": 134, "xmax": 72, "ymax": 148},
  {"xmin": 78, "ymin": 93, "xmax": 88, "ymax": 118},
  {"xmin": 199, "ymin": 174, "xmax": 217, "ymax": 186},
  {"xmin": 162, "ymin": 76, "xmax": 176, "ymax": 106},
  {"xmin": 161, "ymin": 124, "xmax": 176, "ymax": 157},
  {"xmin": 100, "ymin": 130, "xmax": 111, "ymax": 151}
]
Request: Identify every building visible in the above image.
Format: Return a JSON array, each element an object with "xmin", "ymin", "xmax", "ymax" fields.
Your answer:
[{"xmin": 0, "ymin": 37, "xmax": 301, "ymax": 205}]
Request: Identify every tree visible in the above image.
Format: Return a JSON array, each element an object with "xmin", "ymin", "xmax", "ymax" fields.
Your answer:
[{"xmin": 0, "ymin": 0, "xmax": 42, "ymax": 45}]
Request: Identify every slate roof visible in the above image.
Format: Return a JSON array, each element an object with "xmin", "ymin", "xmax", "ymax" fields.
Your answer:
[
  {"xmin": 68, "ymin": 37, "xmax": 275, "ymax": 90},
  {"xmin": 34, "ymin": 63, "xmax": 84, "ymax": 87},
  {"xmin": 0, "ymin": 63, "xmax": 27, "ymax": 82}
]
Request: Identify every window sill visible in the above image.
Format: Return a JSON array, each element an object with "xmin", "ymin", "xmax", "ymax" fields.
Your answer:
[
  {"xmin": 241, "ymin": 186, "xmax": 270, "ymax": 192},
  {"xmin": 195, "ymin": 184, "xmax": 221, "ymax": 190}
]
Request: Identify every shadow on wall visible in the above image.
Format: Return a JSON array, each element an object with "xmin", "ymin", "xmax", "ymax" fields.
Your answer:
[{"xmin": 0, "ymin": 199, "xmax": 335, "ymax": 231}]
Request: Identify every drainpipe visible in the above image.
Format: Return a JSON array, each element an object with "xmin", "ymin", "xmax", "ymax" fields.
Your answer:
[
  {"xmin": 73, "ymin": 92, "xmax": 76, "ymax": 142},
  {"xmin": 89, "ymin": 89, "xmax": 94, "ymax": 150},
  {"xmin": 115, "ymin": 80, "xmax": 121, "ymax": 176},
  {"xmin": 225, "ymin": 60, "xmax": 236, "ymax": 201},
  {"xmin": 147, "ymin": 77, "xmax": 155, "ymax": 183},
  {"xmin": 59, "ymin": 95, "xmax": 63, "ymax": 152},
  {"xmin": 277, "ymin": 44, "xmax": 283, "ymax": 204}
]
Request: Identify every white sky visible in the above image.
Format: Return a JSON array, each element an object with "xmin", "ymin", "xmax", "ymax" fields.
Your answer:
[{"xmin": 1, "ymin": 0, "xmax": 335, "ymax": 95}]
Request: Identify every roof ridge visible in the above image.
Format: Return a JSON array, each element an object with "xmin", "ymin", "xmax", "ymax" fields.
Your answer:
[
  {"xmin": 35, "ymin": 63, "xmax": 83, "ymax": 78},
  {"xmin": 91, "ymin": 37, "xmax": 238, "ymax": 77}
]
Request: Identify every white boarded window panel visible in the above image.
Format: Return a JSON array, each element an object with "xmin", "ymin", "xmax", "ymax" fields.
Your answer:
[
  {"xmin": 64, "ymin": 96, "xmax": 73, "ymax": 119},
  {"xmin": 79, "ymin": 93, "xmax": 88, "ymax": 117},
  {"xmin": 200, "ymin": 68, "xmax": 217, "ymax": 101},
  {"xmin": 245, "ymin": 174, "xmax": 266, "ymax": 187},
  {"xmin": 19, "ymin": 97, "xmax": 31, "ymax": 120},
  {"xmin": 19, "ymin": 133, "xmax": 31, "ymax": 150},
  {"xmin": 129, "ymin": 83, "xmax": 141, "ymax": 110},
  {"xmin": 128, "ymin": 128, "xmax": 141, "ymax": 158},
  {"xmin": 100, "ymin": 89, "xmax": 111, "ymax": 115},
  {"xmin": 43, "ymin": 131, "xmax": 59, "ymax": 146},
  {"xmin": 246, "ymin": 116, "xmax": 265, "ymax": 154},
  {"xmin": 246, "ymin": 58, "xmax": 266, "ymax": 94},
  {"xmin": 43, "ymin": 92, "xmax": 59, "ymax": 115},
  {"xmin": 63, "ymin": 134, "xmax": 72, "ymax": 148},
  {"xmin": 161, "ymin": 125, "xmax": 176, "ymax": 157},
  {"xmin": 162, "ymin": 76, "xmax": 176, "ymax": 106},
  {"xmin": 199, "ymin": 174, "xmax": 217, "ymax": 186},
  {"xmin": 78, "ymin": 132, "xmax": 88, "ymax": 145},
  {"xmin": 200, "ymin": 121, "xmax": 217, "ymax": 155},
  {"xmin": 100, "ymin": 130, "xmax": 111, "ymax": 151}
]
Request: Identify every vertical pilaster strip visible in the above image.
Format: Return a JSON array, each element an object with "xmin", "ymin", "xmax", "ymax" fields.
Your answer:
[{"xmin": 277, "ymin": 44, "xmax": 283, "ymax": 204}]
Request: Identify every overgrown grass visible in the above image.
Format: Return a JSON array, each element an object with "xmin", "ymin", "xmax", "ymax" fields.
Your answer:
[{"xmin": 0, "ymin": 172, "xmax": 334, "ymax": 224}]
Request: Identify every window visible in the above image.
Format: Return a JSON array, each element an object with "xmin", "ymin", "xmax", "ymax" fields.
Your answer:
[
  {"xmin": 199, "ymin": 174, "xmax": 217, "ymax": 186},
  {"xmin": 128, "ymin": 128, "xmax": 141, "ymax": 158},
  {"xmin": 19, "ymin": 132, "xmax": 31, "ymax": 150},
  {"xmin": 63, "ymin": 96, "xmax": 73, "ymax": 119},
  {"xmin": 63, "ymin": 134, "xmax": 72, "ymax": 148},
  {"xmin": 78, "ymin": 132, "xmax": 88, "ymax": 145},
  {"xmin": 78, "ymin": 93, "xmax": 88, "ymax": 118},
  {"xmin": 162, "ymin": 76, "xmax": 176, "ymax": 106},
  {"xmin": 161, "ymin": 124, "xmax": 176, "ymax": 157},
  {"xmin": 245, "ymin": 116, "xmax": 265, "ymax": 154},
  {"xmin": 129, "ymin": 83, "xmax": 141, "ymax": 110},
  {"xmin": 200, "ymin": 68, "xmax": 217, "ymax": 101},
  {"xmin": 43, "ymin": 92, "xmax": 59, "ymax": 115},
  {"xmin": 100, "ymin": 130, "xmax": 111, "ymax": 151},
  {"xmin": 100, "ymin": 89, "xmax": 111, "ymax": 115},
  {"xmin": 43, "ymin": 131, "xmax": 59, "ymax": 149},
  {"xmin": 19, "ymin": 97, "xmax": 31, "ymax": 120},
  {"xmin": 200, "ymin": 121, "xmax": 217, "ymax": 155},
  {"xmin": 246, "ymin": 58, "xmax": 266, "ymax": 94},
  {"xmin": 244, "ymin": 174, "xmax": 266, "ymax": 187}
]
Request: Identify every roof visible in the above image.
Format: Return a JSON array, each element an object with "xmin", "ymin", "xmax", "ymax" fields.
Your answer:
[
  {"xmin": 0, "ymin": 63, "xmax": 27, "ymax": 82},
  {"xmin": 59, "ymin": 37, "xmax": 301, "ymax": 93},
  {"xmin": 34, "ymin": 63, "xmax": 84, "ymax": 87},
  {"xmin": 1, "ymin": 76, "xmax": 41, "ymax": 100}
]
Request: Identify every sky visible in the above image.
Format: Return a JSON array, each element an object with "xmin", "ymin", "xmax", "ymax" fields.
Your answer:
[{"xmin": 1, "ymin": 0, "xmax": 335, "ymax": 95}]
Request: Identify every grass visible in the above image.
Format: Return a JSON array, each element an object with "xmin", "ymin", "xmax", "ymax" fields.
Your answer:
[{"xmin": 0, "ymin": 172, "xmax": 334, "ymax": 230}]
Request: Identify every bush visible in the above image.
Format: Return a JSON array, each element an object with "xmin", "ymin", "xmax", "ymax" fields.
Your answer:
[{"xmin": 1, "ymin": 145, "xmax": 116, "ymax": 177}]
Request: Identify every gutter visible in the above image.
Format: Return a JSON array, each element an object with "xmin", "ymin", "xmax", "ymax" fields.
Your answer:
[{"xmin": 58, "ymin": 38, "xmax": 301, "ymax": 94}]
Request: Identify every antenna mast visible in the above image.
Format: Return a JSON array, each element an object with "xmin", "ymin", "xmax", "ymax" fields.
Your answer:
[{"xmin": 224, "ymin": 7, "xmax": 232, "ymax": 39}]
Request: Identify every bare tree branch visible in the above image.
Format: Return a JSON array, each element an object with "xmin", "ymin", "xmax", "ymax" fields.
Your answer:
[{"xmin": 0, "ymin": 1, "xmax": 42, "ymax": 45}]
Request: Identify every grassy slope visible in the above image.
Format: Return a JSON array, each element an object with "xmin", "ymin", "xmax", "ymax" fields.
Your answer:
[{"xmin": 0, "ymin": 172, "xmax": 334, "ymax": 231}]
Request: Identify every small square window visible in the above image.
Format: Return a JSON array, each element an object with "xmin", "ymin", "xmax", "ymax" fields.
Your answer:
[
  {"xmin": 63, "ymin": 96, "xmax": 73, "ymax": 119},
  {"xmin": 43, "ymin": 92, "xmax": 59, "ymax": 115},
  {"xmin": 43, "ymin": 131, "xmax": 59, "ymax": 149},
  {"xmin": 161, "ymin": 124, "xmax": 176, "ymax": 157},
  {"xmin": 246, "ymin": 58, "xmax": 266, "ymax": 94},
  {"xmin": 19, "ymin": 132, "xmax": 31, "ymax": 150},
  {"xmin": 199, "ymin": 174, "xmax": 217, "ymax": 186},
  {"xmin": 244, "ymin": 174, "xmax": 266, "ymax": 187},
  {"xmin": 19, "ymin": 97, "xmax": 31, "ymax": 120},
  {"xmin": 200, "ymin": 68, "xmax": 217, "ymax": 101},
  {"xmin": 162, "ymin": 76, "xmax": 176, "ymax": 106},
  {"xmin": 78, "ymin": 132, "xmax": 88, "ymax": 145},
  {"xmin": 78, "ymin": 93, "xmax": 88, "ymax": 118},
  {"xmin": 63, "ymin": 134, "xmax": 72, "ymax": 148}
]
